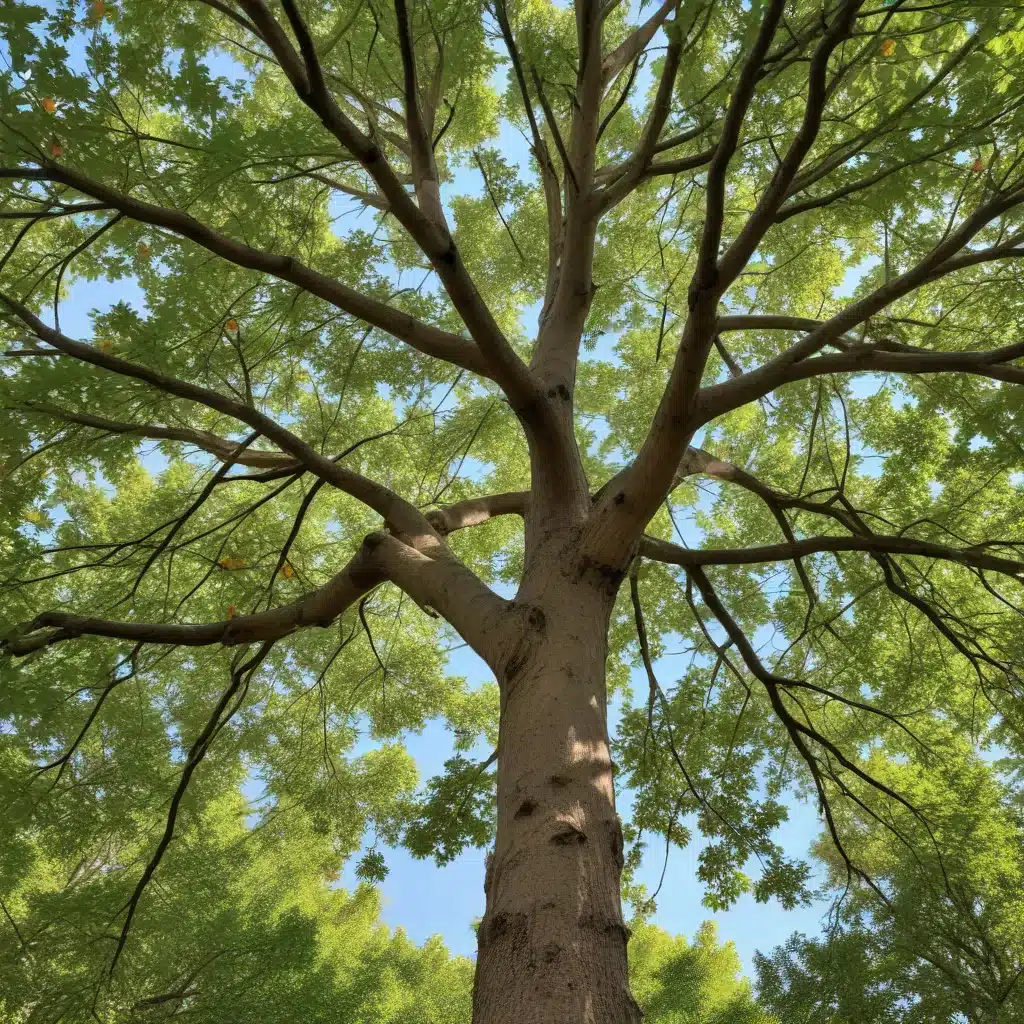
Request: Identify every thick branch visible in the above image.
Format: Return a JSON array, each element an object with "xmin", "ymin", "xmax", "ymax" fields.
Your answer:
[
  {"xmin": 716, "ymin": 0, "xmax": 863, "ymax": 285},
  {"xmin": 673, "ymin": 446, "xmax": 818, "ymax": 606},
  {"xmin": 4, "ymin": 519, "xmax": 513, "ymax": 665},
  {"xmin": 494, "ymin": 0, "xmax": 563, "ymax": 314},
  {"xmin": 701, "ymin": 339, "xmax": 1024, "ymax": 422},
  {"xmin": 695, "ymin": 0, "xmax": 787, "ymax": 286},
  {"xmin": 580, "ymin": 0, "xmax": 788, "ymax": 569},
  {"xmin": 707, "ymin": 185, "xmax": 1024, "ymax": 409},
  {"xmin": 426, "ymin": 491, "xmax": 528, "ymax": 535},
  {"xmin": 715, "ymin": 313, "xmax": 854, "ymax": 346},
  {"xmin": 594, "ymin": 123, "xmax": 713, "ymax": 186},
  {"xmin": 597, "ymin": 26, "xmax": 684, "ymax": 212},
  {"xmin": 602, "ymin": 0, "xmax": 679, "ymax": 83},
  {"xmin": 529, "ymin": 0, "xmax": 607, "ymax": 394},
  {"xmin": 394, "ymin": 0, "xmax": 445, "ymax": 226},
  {"xmin": 3, "ymin": 163, "xmax": 488, "ymax": 376},
  {"xmin": 641, "ymin": 534, "xmax": 1024, "ymax": 580},
  {"xmin": 20, "ymin": 403, "xmax": 298, "ymax": 469},
  {"xmin": 0, "ymin": 295, "xmax": 436, "ymax": 542},
  {"xmin": 367, "ymin": 532, "xmax": 511, "ymax": 665},
  {"xmin": 3, "ymin": 542, "xmax": 384, "ymax": 657},
  {"xmin": 785, "ymin": 32, "xmax": 984, "ymax": 202},
  {"xmin": 237, "ymin": 0, "xmax": 540, "ymax": 413}
]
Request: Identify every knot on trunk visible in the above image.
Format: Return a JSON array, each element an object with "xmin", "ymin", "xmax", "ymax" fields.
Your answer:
[
  {"xmin": 540, "ymin": 942, "xmax": 562, "ymax": 963},
  {"xmin": 480, "ymin": 910, "xmax": 529, "ymax": 952},
  {"xmin": 550, "ymin": 823, "xmax": 587, "ymax": 846},
  {"xmin": 577, "ymin": 556, "xmax": 627, "ymax": 596},
  {"xmin": 362, "ymin": 529, "xmax": 388, "ymax": 550},
  {"xmin": 579, "ymin": 913, "xmax": 632, "ymax": 944},
  {"xmin": 424, "ymin": 508, "xmax": 451, "ymax": 535},
  {"xmin": 514, "ymin": 799, "xmax": 538, "ymax": 819},
  {"xmin": 497, "ymin": 602, "xmax": 548, "ymax": 688}
]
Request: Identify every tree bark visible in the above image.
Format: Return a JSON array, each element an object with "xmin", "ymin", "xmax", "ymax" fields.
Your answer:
[{"xmin": 473, "ymin": 557, "xmax": 639, "ymax": 1024}]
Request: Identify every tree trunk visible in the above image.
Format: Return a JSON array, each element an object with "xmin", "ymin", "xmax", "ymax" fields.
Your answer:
[{"xmin": 472, "ymin": 562, "xmax": 640, "ymax": 1024}]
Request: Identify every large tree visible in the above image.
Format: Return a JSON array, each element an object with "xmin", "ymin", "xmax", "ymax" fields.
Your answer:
[{"xmin": 2, "ymin": 0, "xmax": 1024, "ymax": 1021}]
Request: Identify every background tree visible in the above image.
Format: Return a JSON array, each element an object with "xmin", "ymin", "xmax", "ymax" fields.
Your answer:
[
  {"xmin": 2, "ymin": 1, "xmax": 1024, "ymax": 1022},
  {"xmin": 755, "ymin": 735, "xmax": 1024, "ymax": 1024},
  {"xmin": 629, "ymin": 920, "xmax": 774, "ymax": 1024},
  {"xmin": 0, "ymin": 782, "xmax": 476, "ymax": 1022}
]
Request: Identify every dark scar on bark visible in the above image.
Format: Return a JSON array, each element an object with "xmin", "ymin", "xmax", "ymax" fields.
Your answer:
[
  {"xmin": 551, "ymin": 825, "xmax": 587, "ymax": 846},
  {"xmin": 514, "ymin": 799, "xmax": 537, "ymax": 819}
]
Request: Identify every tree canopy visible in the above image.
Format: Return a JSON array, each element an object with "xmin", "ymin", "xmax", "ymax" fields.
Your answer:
[{"xmin": 2, "ymin": 0, "xmax": 1024, "ymax": 1020}]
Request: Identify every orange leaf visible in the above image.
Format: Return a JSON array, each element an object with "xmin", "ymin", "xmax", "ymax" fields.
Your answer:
[
  {"xmin": 227, "ymin": 604, "xmax": 237, "ymax": 619},
  {"xmin": 880, "ymin": 39, "xmax": 896, "ymax": 57},
  {"xmin": 971, "ymin": 157, "xmax": 985, "ymax": 174},
  {"xmin": 225, "ymin": 318, "xmax": 239, "ymax": 332},
  {"xmin": 41, "ymin": 96, "xmax": 56, "ymax": 114}
]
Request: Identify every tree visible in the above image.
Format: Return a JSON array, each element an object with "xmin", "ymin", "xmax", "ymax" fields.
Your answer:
[
  {"xmin": 755, "ymin": 734, "xmax": 1024, "ymax": 1024},
  {"xmin": 2, "ymin": 0, "xmax": 1024, "ymax": 1021},
  {"xmin": 629, "ymin": 920, "xmax": 774, "ymax": 1024},
  {"xmin": 0, "ymin": 782, "xmax": 476, "ymax": 1022}
]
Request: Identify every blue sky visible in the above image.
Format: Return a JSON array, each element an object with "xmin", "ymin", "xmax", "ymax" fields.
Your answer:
[{"xmin": 3, "ymin": 1, "xmax": 872, "ymax": 980}]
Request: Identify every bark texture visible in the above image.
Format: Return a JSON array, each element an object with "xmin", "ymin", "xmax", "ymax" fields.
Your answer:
[{"xmin": 473, "ymin": 548, "xmax": 639, "ymax": 1024}]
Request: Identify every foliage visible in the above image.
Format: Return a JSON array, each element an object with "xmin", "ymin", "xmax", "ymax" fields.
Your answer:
[
  {"xmin": 629, "ymin": 920, "xmax": 776, "ymax": 1024},
  {"xmin": 0, "ymin": 785, "xmax": 475, "ymax": 1022},
  {"xmin": 755, "ymin": 735, "xmax": 1024, "ymax": 1023}
]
